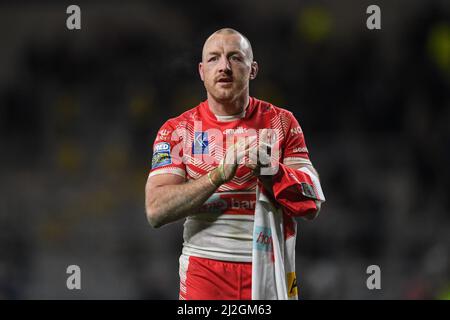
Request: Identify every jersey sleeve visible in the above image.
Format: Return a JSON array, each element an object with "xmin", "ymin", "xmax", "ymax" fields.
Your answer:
[
  {"xmin": 148, "ymin": 120, "xmax": 186, "ymax": 179},
  {"xmin": 282, "ymin": 112, "xmax": 312, "ymax": 167}
]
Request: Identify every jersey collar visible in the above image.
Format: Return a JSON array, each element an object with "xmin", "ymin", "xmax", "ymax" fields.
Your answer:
[{"xmin": 201, "ymin": 97, "xmax": 257, "ymax": 123}]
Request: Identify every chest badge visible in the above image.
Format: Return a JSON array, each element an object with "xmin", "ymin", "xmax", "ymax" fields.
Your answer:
[{"xmin": 192, "ymin": 131, "xmax": 209, "ymax": 154}]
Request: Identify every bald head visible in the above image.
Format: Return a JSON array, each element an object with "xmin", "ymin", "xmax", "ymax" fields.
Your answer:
[
  {"xmin": 202, "ymin": 28, "xmax": 254, "ymax": 62},
  {"xmin": 199, "ymin": 28, "xmax": 258, "ymax": 106}
]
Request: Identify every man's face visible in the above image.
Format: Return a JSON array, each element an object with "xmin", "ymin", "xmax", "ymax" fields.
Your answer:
[{"xmin": 199, "ymin": 33, "xmax": 257, "ymax": 103}]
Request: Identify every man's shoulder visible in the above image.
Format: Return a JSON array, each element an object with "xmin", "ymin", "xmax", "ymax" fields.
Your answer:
[
  {"xmin": 162, "ymin": 103, "xmax": 203, "ymax": 128},
  {"xmin": 252, "ymin": 97, "xmax": 296, "ymax": 120}
]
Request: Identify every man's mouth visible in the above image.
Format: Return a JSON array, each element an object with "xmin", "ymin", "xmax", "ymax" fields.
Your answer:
[{"xmin": 217, "ymin": 77, "xmax": 233, "ymax": 83}]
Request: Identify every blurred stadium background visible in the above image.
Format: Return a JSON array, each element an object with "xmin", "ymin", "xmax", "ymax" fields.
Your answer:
[{"xmin": 0, "ymin": 0, "xmax": 449, "ymax": 299}]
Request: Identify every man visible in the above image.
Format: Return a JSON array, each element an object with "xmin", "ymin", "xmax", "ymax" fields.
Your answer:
[{"xmin": 145, "ymin": 28, "xmax": 325, "ymax": 300}]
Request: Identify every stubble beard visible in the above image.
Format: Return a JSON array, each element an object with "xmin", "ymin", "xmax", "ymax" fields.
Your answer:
[{"xmin": 207, "ymin": 81, "xmax": 248, "ymax": 104}]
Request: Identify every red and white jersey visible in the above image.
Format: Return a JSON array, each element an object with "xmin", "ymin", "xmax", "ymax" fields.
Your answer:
[{"xmin": 149, "ymin": 97, "xmax": 312, "ymax": 262}]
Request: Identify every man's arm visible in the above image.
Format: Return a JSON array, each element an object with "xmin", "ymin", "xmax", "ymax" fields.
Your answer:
[
  {"xmin": 294, "ymin": 164, "xmax": 322, "ymax": 220},
  {"xmin": 145, "ymin": 139, "xmax": 247, "ymax": 228},
  {"xmin": 145, "ymin": 168, "xmax": 223, "ymax": 228},
  {"xmin": 257, "ymin": 110, "xmax": 325, "ymax": 221},
  {"xmin": 255, "ymin": 163, "xmax": 322, "ymax": 221}
]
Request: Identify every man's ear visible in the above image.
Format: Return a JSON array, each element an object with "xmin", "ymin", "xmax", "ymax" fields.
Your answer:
[
  {"xmin": 199, "ymin": 62, "xmax": 204, "ymax": 81},
  {"xmin": 250, "ymin": 61, "xmax": 258, "ymax": 80}
]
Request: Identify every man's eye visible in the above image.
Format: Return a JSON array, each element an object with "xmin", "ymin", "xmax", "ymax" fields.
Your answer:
[
  {"xmin": 231, "ymin": 55, "xmax": 242, "ymax": 61},
  {"xmin": 208, "ymin": 56, "xmax": 218, "ymax": 62}
]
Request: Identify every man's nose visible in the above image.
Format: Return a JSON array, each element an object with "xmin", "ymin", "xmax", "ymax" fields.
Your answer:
[{"xmin": 218, "ymin": 56, "xmax": 232, "ymax": 73}]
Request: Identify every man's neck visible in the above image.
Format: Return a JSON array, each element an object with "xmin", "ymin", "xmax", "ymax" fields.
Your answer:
[{"xmin": 207, "ymin": 94, "xmax": 249, "ymax": 116}]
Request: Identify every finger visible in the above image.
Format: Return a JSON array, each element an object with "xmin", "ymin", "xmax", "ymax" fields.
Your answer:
[
  {"xmin": 244, "ymin": 163, "xmax": 261, "ymax": 177},
  {"xmin": 235, "ymin": 139, "xmax": 247, "ymax": 164},
  {"xmin": 237, "ymin": 135, "xmax": 258, "ymax": 164},
  {"xmin": 223, "ymin": 143, "xmax": 236, "ymax": 165}
]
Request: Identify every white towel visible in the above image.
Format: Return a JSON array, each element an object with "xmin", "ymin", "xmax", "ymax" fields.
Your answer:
[{"xmin": 251, "ymin": 186, "xmax": 298, "ymax": 300}]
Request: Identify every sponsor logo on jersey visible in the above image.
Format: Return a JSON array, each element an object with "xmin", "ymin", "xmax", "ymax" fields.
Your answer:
[
  {"xmin": 223, "ymin": 127, "xmax": 249, "ymax": 135},
  {"xmin": 158, "ymin": 129, "xmax": 171, "ymax": 141},
  {"xmin": 254, "ymin": 226, "xmax": 273, "ymax": 252},
  {"xmin": 292, "ymin": 147, "xmax": 308, "ymax": 153},
  {"xmin": 192, "ymin": 132, "xmax": 209, "ymax": 154},
  {"xmin": 202, "ymin": 199, "xmax": 227, "ymax": 212},
  {"xmin": 287, "ymin": 272, "xmax": 298, "ymax": 298},
  {"xmin": 152, "ymin": 142, "xmax": 172, "ymax": 169},
  {"xmin": 301, "ymin": 182, "xmax": 316, "ymax": 199},
  {"xmin": 230, "ymin": 198, "xmax": 256, "ymax": 210},
  {"xmin": 201, "ymin": 193, "xmax": 227, "ymax": 212},
  {"xmin": 290, "ymin": 126, "xmax": 302, "ymax": 135},
  {"xmin": 154, "ymin": 142, "xmax": 170, "ymax": 152},
  {"xmin": 201, "ymin": 196, "xmax": 256, "ymax": 212}
]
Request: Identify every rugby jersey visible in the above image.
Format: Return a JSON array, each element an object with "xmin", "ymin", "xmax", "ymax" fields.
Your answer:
[{"xmin": 149, "ymin": 97, "xmax": 312, "ymax": 262}]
